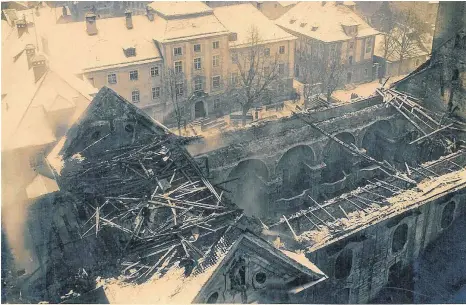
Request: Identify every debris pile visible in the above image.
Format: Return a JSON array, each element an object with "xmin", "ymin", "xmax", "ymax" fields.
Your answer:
[{"xmin": 58, "ymin": 135, "xmax": 241, "ymax": 283}]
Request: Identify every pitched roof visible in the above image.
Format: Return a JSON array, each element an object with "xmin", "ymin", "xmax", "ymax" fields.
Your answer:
[
  {"xmin": 148, "ymin": 1, "xmax": 213, "ymax": 18},
  {"xmin": 276, "ymin": 2, "xmax": 379, "ymax": 42},
  {"xmin": 213, "ymin": 4, "xmax": 296, "ymax": 47},
  {"xmin": 44, "ymin": 15, "xmax": 164, "ymax": 73},
  {"xmin": 1, "ymin": 37, "xmax": 96, "ymax": 151},
  {"xmin": 44, "ymin": 9, "xmax": 229, "ymax": 72}
]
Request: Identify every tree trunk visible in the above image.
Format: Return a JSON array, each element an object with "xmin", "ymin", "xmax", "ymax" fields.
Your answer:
[
  {"xmin": 241, "ymin": 107, "xmax": 248, "ymax": 126},
  {"xmin": 326, "ymin": 88, "xmax": 332, "ymax": 104},
  {"xmin": 177, "ymin": 119, "xmax": 181, "ymax": 136}
]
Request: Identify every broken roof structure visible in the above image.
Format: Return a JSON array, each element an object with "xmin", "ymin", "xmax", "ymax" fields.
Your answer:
[{"xmin": 43, "ymin": 86, "xmax": 327, "ymax": 303}]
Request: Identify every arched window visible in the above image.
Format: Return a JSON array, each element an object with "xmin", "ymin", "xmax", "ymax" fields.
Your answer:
[
  {"xmin": 441, "ymin": 201, "xmax": 456, "ymax": 229},
  {"xmin": 392, "ymin": 223, "xmax": 408, "ymax": 253},
  {"xmin": 206, "ymin": 292, "xmax": 218, "ymax": 304},
  {"xmin": 335, "ymin": 249, "xmax": 353, "ymax": 279}
]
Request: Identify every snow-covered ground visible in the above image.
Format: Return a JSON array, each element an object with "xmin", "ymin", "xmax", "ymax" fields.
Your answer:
[{"xmin": 332, "ymin": 75, "xmax": 407, "ymax": 102}]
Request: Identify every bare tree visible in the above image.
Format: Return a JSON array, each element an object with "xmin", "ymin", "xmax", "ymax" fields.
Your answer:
[
  {"xmin": 376, "ymin": 4, "xmax": 429, "ymax": 75},
  {"xmin": 227, "ymin": 26, "xmax": 283, "ymax": 125},
  {"xmin": 297, "ymin": 42, "xmax": 344, "ymax": 107},
  {"xmin": 161, "ymin": 67, "xmax": 186, "ymax": 135}
]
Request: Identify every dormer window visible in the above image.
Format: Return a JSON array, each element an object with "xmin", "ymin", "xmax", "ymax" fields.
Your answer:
[
  {"xmin": 311, "ymin": 26, "xmax": 318, "ymax": 31},
  {"xmin": 124, "ymin": 47, "xmax": 136, "ymax": 57},
  {"xmin": 290, "ymin": 19, "xmax": 296, "ymax": 24},
  {"xmin": 300, "ymin": 23, "xmax": 307, "ymax": 28}
]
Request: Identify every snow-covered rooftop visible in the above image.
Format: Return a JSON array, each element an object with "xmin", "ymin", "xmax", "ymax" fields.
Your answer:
[
  {"xmin": 214, "ymin": 4, "xmax": 296, "ymax": 47},
  {"xmin": 148, "ymin": 1, "xmax": 213, "ymax": 18},
  {"xmin": 276, "ymin": 1, "xmax": 379, "ymax": 42}
]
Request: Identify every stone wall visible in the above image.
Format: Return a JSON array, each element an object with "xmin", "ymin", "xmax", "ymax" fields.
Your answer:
[{"xmin": 299, "ymin": 191, "xmax": 466, "ymax": 303}]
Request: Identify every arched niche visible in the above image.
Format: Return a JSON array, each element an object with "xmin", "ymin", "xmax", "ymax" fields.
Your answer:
[
  {"xmin": 276, "ymin": 145, "xmax": 316, "ymax": 196},
  {"xmin": 361, "ymin": 120, "xmax": 394, "ymax": 164},
  {"xmin": 226, "ymin": 159, "xmax": 269, "ymax": 217},
  {"xmin": 334, "ymin": 248, "xmax": 353, "ymax": 280},
  {"xmin": 321, "ymin": 132, "xmax": 356, "ymax": 184}
]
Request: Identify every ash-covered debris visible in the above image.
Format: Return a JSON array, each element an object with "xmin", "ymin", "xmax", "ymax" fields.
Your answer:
[{"xmin": 47, "ymin": 87, "xmax": 243, "ymax": 285}]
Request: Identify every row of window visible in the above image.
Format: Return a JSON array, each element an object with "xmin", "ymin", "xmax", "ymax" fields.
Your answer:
[
  {"xmin": 130, "ymin": 75, "xmax": 223, "ymax": 103},
  {"xmin": 131, "ymin": 87, "xmax": 161, "ymax": 103},
  {"xmin": 191, "ymin": 55, "xmax": 221, "ymax": 71},
  {"xmin": 231, "ymin": 45, "xmax": 286, "ymax": 63},
  {"xmin": 174, "ymin": 40, "xmax": 220, "ymax": 57},
  {"xmin": 108, "ymin": 66, "xmax": 160, "ymax": 84}
]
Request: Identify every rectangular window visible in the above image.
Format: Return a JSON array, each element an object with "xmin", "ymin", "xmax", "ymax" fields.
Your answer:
[
  {"xmin": 194, "ymin": 44, "xmax": 201, "ymax": 52},
  {"xmin": 231, "ymin": 72, "xmax": 238, "ymax": 85},
  {"xmin": 279, "ymin": 63, "xmax": 285, "ymax": 75},
  {"xmin": 129, "ymin": 70, "xmax": 138, "ymax": 81},
  {"xmin": 279, "ymin": 45, "xmax": 285, "ymax": 54},
  {"xmin": 264, "ymin": 48, "xmax": 270, "ymax": 56},
  {"xmin": 194, "ymin": 57, "xmax": 202, "ymax": 70},
  {"xmin": 132, "ymin": 90, "xmax": 140, "ymax": 103},
  {"xmin": 212, "ymin": 55, "xmax": 219, "ymax": 67},
  {"xmin": 152, "ymin": 87, "xmax": 160, "ymax": 99},
  {"xmin": 214, "ymin": 98, "xmax": 220, "ymax": 109},
  {"xmin": 150, "ymin": 66, "xmax": 159, "ymax": 77},
  {"xmin": 173, "ymin": 47, "xmax": 182, "ymax": 56},
  {"xmin": 348, "ymin": 56, "xmax": 353, "ymax": 65},
  {"xmin": 107, "ymin": 73, "xmax": 117, "ymax": 84},
  {"xmin": 212, "ymin": 76, "xmax": 221, "ymax": 88},
  {"xmin": 194, "ymin": 78, "xmax": 203, "ymax": 91},
  {"xmin": 212, "ymin": 41, "xmax": 219, "ymax": 49},
  {"xmin": 349, "ymin": 41, "xmax": 354, "ymax": 50},
  {"xmin": 174, "ymin": 61, "xmax": 183, "ymax": 73},
  {"xmin": 175, "ymin": 83, "xmax": 183, "ymax": 96}
]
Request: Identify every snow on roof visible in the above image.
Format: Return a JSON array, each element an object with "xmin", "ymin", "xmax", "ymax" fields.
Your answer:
[
  {"xmin": 276, "ymin": 2, "xmax": 379, "ymax": 42},
  {"xmin": 26, "ymin": 174, "xmax": 60, "ymax": 199},
  {"xmin": 163, "ymin": 13, "xmax": 229, "ymax": 42},
  {"xmin": 214, "ymin": 4, "xmax": 296, "ymax": 47},
  {"xmin": 45, "ymin": 15, "xmax": 163, "ymax": 73},
  {"xmin": 277, "ymin": 1, "xmax": 298, "ymax": 7},
  {"xmin": 302, "ymin": 166, "xmax": 466, "ymax": 252},
  {"xmin": 374, "ymin": 32, "xmax": 429, "ymax": 61},
  {"xmin": 148, "ymin": 1, "xmax": 213, "ymax": 18}
]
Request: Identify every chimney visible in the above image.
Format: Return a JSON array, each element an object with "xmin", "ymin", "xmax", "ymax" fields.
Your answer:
[
  {"xmin": 85, "ymin": 12, "xmax": 98, "ymax": 36},
  {"xmin": 16, "ymin": 16, "xmax": 28, "ymax": 37},
  {"xmin": 31, "ymin": 54, "xmax": 48, "ymax": 82},
  {"xmin": 125, "ymin": 10, "xmax": 133, "ymax": 29},
  {"xmin": 25, "ymin": 44, "xmax": 36, "ymax": 69},
  {"xmin": 146, "ymin": 6, "xmax": 154, "ymax": 21}
]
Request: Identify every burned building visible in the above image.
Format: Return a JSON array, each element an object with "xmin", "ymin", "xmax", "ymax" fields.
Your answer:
[{"xmin": 2, "ymin": 78, "xmax": 465, "ymax": 303}]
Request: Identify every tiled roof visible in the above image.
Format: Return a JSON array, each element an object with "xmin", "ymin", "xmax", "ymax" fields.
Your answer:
[
  {"xmin": 214, "ymin": 4, "xmax": 296, "ymax": 47},
  {"xmin": 276, "ymin": 1, "xmax": 378, "ymax": 42}
]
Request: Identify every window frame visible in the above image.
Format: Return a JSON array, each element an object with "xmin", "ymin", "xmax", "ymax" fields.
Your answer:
[
  {"xmin": 212, "ymin": 41, "xmax": 219, "ymax": 49},
  {"xmin": 212, "ymin": 55, "xmax": 220, "ymax": 67},
  {"xmin": 129, "ymin": 70, "xmax": 139, "ymax": 81},
  {"xmin": 279, "ymin": 45, "xmax": 285, "ymax": 54},
  {"xmin": 174, "ymin": 61, "xmax": 183, "ymax": 74},
  {"xmin": 231, "ymin": 72, "xmax": 238, "ymax": 85},
  {"xmin": 175, "ymin": 82, "xmax": 184, "ymax": 96},
  {"xmin": 173, "ymin": 46, "xmax": 182, "ymax": 56},
  {"xmin": 365, "ymin": 37, "xmax": 373, "ymax": 53},
  {"xmin": 278, "ymin": 63, "xmax": 285, "ymax": 75},
  {"xmin": 107, "ymin": 73, "xmax": 117, "ymax": 85},
  {"xmin": 152, "ymin": 86, "xmax": 160, "ymax": 99},
  {"xmin": 212, "ymin": 75, "xmax": 221, "ymax": 89},
  {"xmin": 194, "ymin": 57, "xmax": 202, "ymax": 70},
  {"xmin": 150, "ymin": 66, "xmax": 159, "ymax": 77},
  {"xmin": 193, "ymin": 44, "xmax": 201, "ymax": 53},
  {"xmin": 131, "ymin": 89, "xmax": 140, "ymax": 103},
  {"xmin": 194, "ymin": 78, "xmax": 203, "ymax": 92},
  {"xmin": 264, "ymin": 48, "xmax": 270, "ymax": 56}
]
